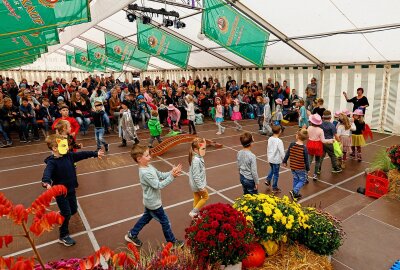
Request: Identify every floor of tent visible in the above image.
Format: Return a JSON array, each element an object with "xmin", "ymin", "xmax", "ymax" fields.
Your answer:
[{"xmin": 1, "ymin": 119, "xmax": 399, "ymax": 269}]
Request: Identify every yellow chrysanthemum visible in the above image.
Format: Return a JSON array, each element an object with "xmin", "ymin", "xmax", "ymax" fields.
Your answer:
[
  {"xmin": 281, "ymin": 216, "xmax": 287, "ymax": 225},
  {"xmin": 286, "ymin": 222, "xmax": 293, "ymax": 229},
  {"xmin": 267, "ymin": 226, "xmax": 274, "ymax": 234},
  {"xmin": 246, "ymin": 215, "xmax": 253, "ymax": 222},
  {"xmin": 282, "ymin": 235, "xmax": 287, "ymax": 243}
]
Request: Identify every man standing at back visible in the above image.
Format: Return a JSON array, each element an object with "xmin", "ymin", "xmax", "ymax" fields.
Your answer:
[{"xmin": 305, "ymin": 77, "xmax": 318, "ymax": 110}]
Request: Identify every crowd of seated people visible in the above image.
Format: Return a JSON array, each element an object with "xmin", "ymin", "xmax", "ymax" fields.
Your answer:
[{"xmin": 0, "ymin": 73, "xmax": 314, "ymax": 148}]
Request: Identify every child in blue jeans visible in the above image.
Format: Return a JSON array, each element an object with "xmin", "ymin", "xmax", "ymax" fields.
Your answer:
[
  {"xmin": 237, "ymin": 132, "xmax": 259, "ymax": 195},
  {"xmin": 283, "ymin": 128, "xmax": 310, "ymax": 200},
  {"xmin": 125, "ymin": 144, "xmax": 184, "ymax": 248},
  {"xmin": 265, "ymin": 125, "xmax": 285, "ymax": 193}
]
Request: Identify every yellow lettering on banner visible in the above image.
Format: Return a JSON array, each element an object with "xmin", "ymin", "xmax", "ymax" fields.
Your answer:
[
  {"xmin": 156, "ymin": 35, "xmax": 166, "ymax": 56},
  {"xmin": 21, "ymin": 0, "xmax": 45, "ymax": 25},
  {"xmin": 236, "ymin": 25, "xmax": 244, "ymax": 45},
  {"xmin": 163, "ymin": 42, "xmax": 170, "ymax": 54},
  {"xmin": 21, "ymin": 36, "xmax": 33, "ymax": 47},
  {"xmin": 226, "ymin": 16, "xmax": 239, "ymax": 46}
]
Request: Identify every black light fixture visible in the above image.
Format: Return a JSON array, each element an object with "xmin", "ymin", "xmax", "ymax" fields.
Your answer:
[
  {"xmin": 126, "ymin": 13, "xmax": 136, "ymax": 22},
  {"xmin": 142, "ymin": 16, "xmax": 151, "ymax": 24},
  {"xmin": 174, "ymin": 20, "xmax": 186, "ymax": 29},
  {"xmin": 163, "ymin": 18, "xmax": 173, "ymax": 27}
]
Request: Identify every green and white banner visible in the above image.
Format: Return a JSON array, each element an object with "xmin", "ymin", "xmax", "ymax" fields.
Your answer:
[
  {"xmin": 0, "ymin": 0, "xmax": 90, "ymax": 39},
  {"xmin": 74, "ymin": 48, "xmax": 94, "ymax": 70},
  {"xmin": 106, "ymin": 57, "xmax": 123, "ymax": 71},
  {"xmin": 0, "ymin": 47, "xmax": 46, "ymax": 62},
  {"xmin": 0, "ymin": 56, "xmax": 38, "ymax": 69},
  {"xmin": 105, "ymin": 34, "xmax": 136, "ymax": 62},
  {"xmin": 0, "ymin": 28, "xmax": 59, "ymax": 57},
  {"xmin": 202, "ymin": 0, "xmax": 269, "ymax": 67},
  {"xmin": 87, "ymin": 42, "xmax": 107, "ymax": 72},
  {"xmin": 66, "ymin": 51, "xmax": 93, "ymax": 72},
  {"xmin": 137, "ymin": 21, "xmax": 191, "ymax": 69},
  {"xmin": 128, "ymin": 48, "xmax": 150, "ymax": 70}
]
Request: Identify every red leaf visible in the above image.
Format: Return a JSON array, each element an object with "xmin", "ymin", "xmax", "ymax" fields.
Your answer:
[
  {"xmin": 3, "ymin": 236, "xmax": 13, "ymax": 247},
  {"xmin": 9, "ymin": 205, "xmax": 28, "ymax": 225},
  {"xmin": 0, "ymin": 193, "xmax": 13, "ymax": 217},
  {"xmin": 30, "ymin": 185, "xmax": 67, "ymax": 215},
  {"xmin": 99, "ymin": 246, "xmax": 113, "ymax": 261},
  {"xmin": 29, "ymin": 212, "xmax": 64, "ymax": 236}
]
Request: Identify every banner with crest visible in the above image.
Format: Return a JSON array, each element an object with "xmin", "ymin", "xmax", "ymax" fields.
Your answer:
[
  {"xmin": 0, "ymin": 47, "xmax": 47, "ymax": 62},
  {"xmin": 105, "ymin": 34, "xmax": 136, "ymax": 62},
  {"xmin": 66, "ymin": 50, "xmax": 93, "ymax": 72},
  {"xmin": 137, "ymin": 21, "xmax": 191, "ymax": 69},
  {"xmin": 0, "ymin": 28, "xmax": 59, "ymax": 57},
  {"xmin": 0, "ymin": 0, "xmax": 90, "ymax": 39},
  {"xmin": 202, "ymin": 0, "xmax": 268, "ymax": 67}
]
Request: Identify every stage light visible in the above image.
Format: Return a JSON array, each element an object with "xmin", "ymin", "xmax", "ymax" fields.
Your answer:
[
  {"xmin": 126, "ymin": 13, "xmax": 136, "ymax": 22},
  {"xmin": 163, "ymin": 18, "xmax": 174, "ymax": 27},
  {"xmin": 174, "ymin": 20, "xmax": 186, "ymax": 29},
  {"xmin": 142, "ymin": 16, "xmax": 151, "ymax": 24}
]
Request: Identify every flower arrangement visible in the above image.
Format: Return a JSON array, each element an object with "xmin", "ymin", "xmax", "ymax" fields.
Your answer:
[
  {"xmin": 296, "ymin": 208, "xmax": 345, "ymax": 256},
  {"xmin": 0, "ymin": 186, "xmax": 67, "ymax": 269},
  {"xmin": 387, "ymin": 144, "xmax": 400, "ymax": 170},
  {"xmin": 233, "ymin": 194, "xmax": 310, "ymax": 246},
  {"xmin": 185, "ymin": 203, "xmax": 254, "ymax": 267}
]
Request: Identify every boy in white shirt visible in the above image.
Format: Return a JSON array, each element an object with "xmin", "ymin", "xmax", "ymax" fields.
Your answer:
[{"xmin": 265, "ymin": 125, "xmax": 285, "ymax": 193}]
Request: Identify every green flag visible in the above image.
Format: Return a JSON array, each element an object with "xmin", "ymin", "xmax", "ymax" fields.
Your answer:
[
  {"xmin": 66, "ymin": 51, "xmax": 92, "ymax": 72},
  {"xmin": 127, "ymin": 48, "xmax": 150, "ymax": 70},
  {"xmin": 0, "ymin": 55, "xmax": 38, "ymax": 68},
  {"xmin": 105, "ymin": 34, "xmax": 136, "ymax": 62},
  {"xmin": 202, "ymin": 0, "xmax": 268, "ymax": 67},
  {"xmin": 74, "ymin": 48, "xmax": 94, "ymax": 70},
  {"xmin": 106, "ymin": 57, "xmax": 123, "ymax": 71},
  {"xmin": 0, "ymin": 29, "xmax": 58, "ymax": 57},
  {"xmin": 0, "ymin": 59, "xmax": 36, "ymax": 69},
  {"xmin": 0, "ymin": 0, "xmax": 90, "ymax": 39},
  {"xmin": 0, "ymin": 47, "xmax": 46, "ymax": 62},
  {"xmin": 137, "ymin": 21, "xmax": 191, "ymax": 69},
  {"xmin": 87, "ymin": 42, "xmax": 107, "ymax": 72}
]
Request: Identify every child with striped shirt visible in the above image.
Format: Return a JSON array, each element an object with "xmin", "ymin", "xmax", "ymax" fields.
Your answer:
[{"xmin": 283, "ymin": 128, "xmax": 310, "ymax": 200}]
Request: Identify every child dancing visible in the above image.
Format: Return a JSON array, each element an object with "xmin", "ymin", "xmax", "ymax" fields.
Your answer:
[
  {"xmin": 188, "ymin": 137, "xmax": 208, "ymax": 218},
  {"xmin": 125, "ymin": 145, "xmax": 184, "ymax": 248}
]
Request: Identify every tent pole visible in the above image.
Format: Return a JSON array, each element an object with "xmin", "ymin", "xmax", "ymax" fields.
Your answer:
[{"xmin": 380, "ymin": 65, "xmax": 390, "ymax": 132}]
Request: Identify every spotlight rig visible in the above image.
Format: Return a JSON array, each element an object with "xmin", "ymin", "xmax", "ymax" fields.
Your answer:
[{"xmin": 128, "ymin": 4, "xmax": 180, "ymax": 18}]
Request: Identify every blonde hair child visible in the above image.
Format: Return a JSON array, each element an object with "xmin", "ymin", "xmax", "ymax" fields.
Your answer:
[
  {"xmin": 336, "ymin": 113, "xmax": 356, "ymax": 168},
  {"xmin": 215, "ymin": 97, "xmax": 225, "ymax": 135},
  {"xmin": 188, "ymin": 137, "xmax": 208, "ymax": 218}
]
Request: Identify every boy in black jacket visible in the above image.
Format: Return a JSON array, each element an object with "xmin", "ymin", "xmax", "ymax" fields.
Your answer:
[
  {"xmin": 91, "ymin": 101, "xmax": 109, "ymax": 152},
  {"xmin": 41, "ymin": 134, "xmax": 104, "ymax": 246}
]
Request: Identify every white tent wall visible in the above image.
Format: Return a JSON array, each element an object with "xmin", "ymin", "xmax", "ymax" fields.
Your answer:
[{"xmin": 143, "ymin": 65, "xmax": 400, "ymax": 134}]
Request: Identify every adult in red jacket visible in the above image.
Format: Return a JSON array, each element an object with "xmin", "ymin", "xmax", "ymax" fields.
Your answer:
[{"xmin": 52, "ymin": 104, "xmax": 80, "ymax": 139}]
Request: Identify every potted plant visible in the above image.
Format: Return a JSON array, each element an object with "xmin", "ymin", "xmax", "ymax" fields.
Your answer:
[
  {"xmin": 387, "ymin": 145, "xmax": 400, "ymax": 200},
  {"xmin": 185, "ymin": 203, "xmax": 254, "ymax": 269},
  {"xmin": 233, "ymin": 194, "xmax": 310, "ymax": 255}
]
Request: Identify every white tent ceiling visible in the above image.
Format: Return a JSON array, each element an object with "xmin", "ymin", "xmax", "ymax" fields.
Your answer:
[{"xmin": 23, "ymin": 0, "xmax": 400, "ymax": 71}]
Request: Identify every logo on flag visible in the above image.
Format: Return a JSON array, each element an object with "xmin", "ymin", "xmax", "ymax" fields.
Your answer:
[
  {"xmin": 80, "ymin": 55, "xmax": 88, "ymax": 62},
  {"xmin": 217, "ymin": 17, "xmax": 229, "ymax": 33},
  {"xmin": 94, "ymin": 52, "xmax": 101, "ymax": 59},
  {"xmin": 39, "ymin": 0, "xmax": 58, "ymax": 8},
  {"xmin": 148, "ymin": 36, "xmax": 158, "ymax": 48},
  {"xmin": 114, "ymin": 45, "xmax": 122, "ymax": 55}
]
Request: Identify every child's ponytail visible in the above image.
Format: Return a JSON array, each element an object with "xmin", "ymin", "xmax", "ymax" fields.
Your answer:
[{"xmin": 189, "ymin": 137, "xmax": 206, "ymax": 166}]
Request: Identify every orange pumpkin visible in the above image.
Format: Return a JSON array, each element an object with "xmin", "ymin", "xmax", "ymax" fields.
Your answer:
[{"xmin": 242, "ymin": 243, "xmax": 265, "ymax": 268}]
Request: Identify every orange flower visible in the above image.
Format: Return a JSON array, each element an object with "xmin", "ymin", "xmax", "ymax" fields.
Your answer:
[
  {"xmin": 127, "ymin": 243, "xmax": 140, "ymax": 261},
  {"xmin": 99, "ymin": 246, "xmax": 114, "ymax": 261},
  {"xmin": 0, "ymin": 193, "xmax": 13, "ymax": 217},
  {"xmin": 29, "ymin": 212, "xmax": 64, "ymax": 236},
  {"xmin": 9, "ymin": 205, "xmax": 28, "ymax": 225},
  {"xmin": 30, "ymin": 185, "xmax": 67, "ymax": 215},
  {"xmin": 0, "ymin": 235, "xmax": 13, "ymax": 248}
]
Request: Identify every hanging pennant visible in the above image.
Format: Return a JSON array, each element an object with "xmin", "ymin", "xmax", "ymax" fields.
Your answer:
[
  {"xmin": 202, "ymin": 0, "xmax": 269, "ymax": 67},
  {"xmin": 0, "ymin": 0, "xmax": 91, "ymax": 39},
  {"xmin": 137, "ymin": 20, "xmax": 191, "ymax": 69}
]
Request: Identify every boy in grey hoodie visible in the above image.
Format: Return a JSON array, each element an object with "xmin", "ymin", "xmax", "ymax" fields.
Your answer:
[{"xmin": 125, "ymin": 144, "xmax": 184, "ymax": 248}]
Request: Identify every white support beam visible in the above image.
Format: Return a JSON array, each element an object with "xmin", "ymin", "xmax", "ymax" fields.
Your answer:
[
  {"xmin": 226, "ymin": 0, "xmax": 324, "ymax": 68},
  {"xmin": 146, "ymin": 0, "xmax": 202, "ymax": 10},
  {"xmin": 48, "ymin": 0, "xmax": 138, "ymax": 54}
]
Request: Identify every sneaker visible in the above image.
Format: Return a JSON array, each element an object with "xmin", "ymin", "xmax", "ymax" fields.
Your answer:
[
  {"xmin": 173, "ymin": 240, "xmax": 185, "ymax": 249},
  {"xmin": 295, "ymin": 193, "xmax": 303, "ymax": 199},
  {"xmin": 272, "ymin": 187, "xmax": 281, "ymax": 194},
  {"xmin": 316, "ymin": 171, "xmax": 321, "ymax": 175},
  {"xmin": 20, "ymin": 139, "xmax": 27, "ymax": 143},
  {"xmin": 216, "ymin": 132, "xmax": 222, "ymax": 135},
  {"xmin": 6, "ymin": 141, "xmax": 13, "ymax": 147},
  {"xmin": 265, "ymin": 179, "xmax": 271, "ymax": 186},
  {"xmin": 222, "ymin": 127, "xmax": 226, "ymax": 134},
  {"xmin": 312, "ymin": 174, "xmax": 318, "ymax": 181},
  {"xmin": 33, "ymin": 137, "xmax": 40, "ymax": 142},
  {"xmin": 0, "ymin": 142, "xmax": 6, "ymax": 148},
  {"xmin": 104, "ymin": 144, "xmax": 109, "ymax": 152},
  {"xmin": 289, "ymin": 190, "xmax": 295, "ymax": 200},
  {"xmin": 59, "ymin": 235, "xmax": 76, "ymax": 247},
  {"xmin": 332, "ymin": 168, "xmax": 342, "ymax": 173},
  {"xmin": 350, "ymin": 152, "xmax": 355, "ymax": 158},
  {"xmin": 238, "ymin": 126, "xmax": 242, "ymax": 130},
  {"xmin": 134, "ymin": 138, "xmax": 140, "ymax": 145},
  {"xmin": 125, "ymin": 232, "xmax": 143, "ymax": 247},
  {"xmin": 189, "ymin": 209, "xmax": 199, "ymax": 218}
]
